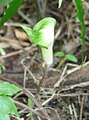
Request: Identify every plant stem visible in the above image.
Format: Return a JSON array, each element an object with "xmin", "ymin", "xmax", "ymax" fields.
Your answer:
[{"xmin": 37, "ymin": 64, "xmax": 48, "ymax": 94}]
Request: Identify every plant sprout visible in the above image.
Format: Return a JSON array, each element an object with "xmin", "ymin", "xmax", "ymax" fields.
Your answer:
[
  {"xmin": 21, "ymin": 17, "xmax": 56, "ymax": 67},
  {"xmin": 55, "ymin": 51, "xmax": 78, "ymax": 68},
  {"xmin": 55, "ymin": 51, "xmax": 78, "ymax": 63}
]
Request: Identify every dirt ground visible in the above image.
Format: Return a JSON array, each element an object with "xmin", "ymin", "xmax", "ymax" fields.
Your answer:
[{"xmin": 0, "ymin": 0, "xmax": 89, "ymax": 120}]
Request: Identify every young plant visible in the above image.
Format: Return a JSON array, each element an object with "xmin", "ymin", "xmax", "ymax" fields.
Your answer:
[
  {"xmin": 55, "ymin": 51, "xmax": 78, "ymax": 68},
  {"xmin": 21, "ymin": 17, "xmax": 56, "ymax": 67},
  {"xmin": 0, "ymin": 82, "xmax": 22, "ymax": 120},
  {"xmin": 55, "ymin": 51, "xmax": 78, "ymax": 63}
]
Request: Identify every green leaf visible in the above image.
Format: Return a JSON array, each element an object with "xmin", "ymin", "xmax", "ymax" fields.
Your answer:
[
  {"xmin": 0, "ymin": 0, "xmax": 13, "ymax": 6},
  {"xmin": 66, "ymin": 54, "xmax": 78, "ymax": 63},
  {"xmin": 58, "ymin": 0, "xmax": 63, "ymax": 8},
  {"xmin": 20, "ymin": 25, "xmax": 47, "ymax": 48},
  {"xmin": 0, "ymin": 0, "xmax": 24, "ymax": 26},
  {"xmin": 0, "ymin": 95, "xmax": 19, "ymax": 116},
  {"xmin": 28, "ymin": 98, "xmax": 34, "ymax": 120},
  {"xmin": 0, "ymin": 82, "xmax": 22, "ymax": 96},
  {"xmin": 0, "ymin": 64, "xmax": 5, "ymax": 74},
  {"xmin": 73, "ymin": 0, "xmax": 86, "ymax": 62},
  {"xmin": 55, "ymin": 51, "xmax": 65, "ymax": 57},
  {"xmin": 28, "ymin": 98, "xmax": 33, "ymax": 107},
  {"xmin": 0, "ymin": 48, "xmax": 6, "ymax": 56},
  {"xmin": 0, "ymin": 111, "xmax": 10, "ymax": 120}
]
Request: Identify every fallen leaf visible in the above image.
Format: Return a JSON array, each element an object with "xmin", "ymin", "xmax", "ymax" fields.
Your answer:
[{"xmin": 14, "ymin": 29, "xmax": 29, "ymax": 41}]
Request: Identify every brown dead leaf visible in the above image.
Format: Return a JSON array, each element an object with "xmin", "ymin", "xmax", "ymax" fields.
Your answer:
[{"xmin": 14, "ymin": 29, "xmax": 29, "ymax": 41}]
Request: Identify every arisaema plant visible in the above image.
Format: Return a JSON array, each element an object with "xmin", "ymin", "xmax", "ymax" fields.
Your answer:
[{"xmin": 21, "ymin": 17, "xmax": 56, "ymax": 67}]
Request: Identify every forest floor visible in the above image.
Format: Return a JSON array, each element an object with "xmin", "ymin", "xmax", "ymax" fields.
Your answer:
[{"xmin": 0, "ymin": 0, "xmax": 89, "ymax": 120}]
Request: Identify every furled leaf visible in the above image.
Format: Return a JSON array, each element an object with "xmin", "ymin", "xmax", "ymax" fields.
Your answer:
[
  {"xmin": 0, "ymin": 82, "xmax": 22, "ymax": 96},
  {"xmin": 55, "ymin": 51, "xmax": 65, "ymax": 57},
  {"xmin": 0, "ymin": 0, "xmax": 24, "ymax": 26},
  {"xmin": 58, "ymin": 0, "xmax": 63, "ymax": 8},
  {"xmin": 33, "ymin": 17, "xmax": 56, "ymax": 31},
  {"xmin": 66, "ymin": 54, "xmax": 78, "ymax": 63},
  {"xmin": 0, "ymin": 95, "xmax": 19, "ymax": 116},
  {"xmin": 0, "ymin": 0, "xmax": 13, "ymax": 6},
  {"xmin": 74, "ymin": 0, "xmax": 86, "ymax": 62},
  {"xmin": 0, "ymin": 111, "xmax": 10, "ymax": 120}
]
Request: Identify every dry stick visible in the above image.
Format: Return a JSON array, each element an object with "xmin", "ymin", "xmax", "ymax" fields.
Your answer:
[
  {"xmin": 18, "ymin": 10, "xmax": 34, "ymax": 26},
  {"xmin": 0, "ymin": 45, "xmax": 37, "ymax": 59},
  {"xmin": 42, "ymin": 91, "xmax": 55, "ymax": 106},
  {"xmin": 58, "ymin": 81, "xmax": 89, "ymax": 93},
  {"xmin": 58, "ymin": 93, "xmax": 89, "ymax": 97},
  {"xmin": 14, "ymin": 100, "xmax": 40, "ymax": 117},
  {"xmin": 24, "ymin": 89, "xmax": 51, "ymax": 120},
  {"xmin": 4, "ymin": 22, "xmax": 30, "ymax": 27},
  {"xmin": 79, "ymin": 96, "xmax": 84, "ymax": 120},
  {"xmin": 21, "ymin": 56, "xmax": 39, "ymax": 87},
  {"xmin": 0, "ymin": 77, "xmax": 50, "ymax": 120}
]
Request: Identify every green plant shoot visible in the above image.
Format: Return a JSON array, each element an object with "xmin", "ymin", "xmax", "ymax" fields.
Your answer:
[
  {"xmin": 55, "ymin": 51, "xmax": 78, "ymax": 63},
  {"xmin": 73, "ymin": 0, "xmax": 86, "ymax": 63},
  {"xmin": 21, "ymin": 17, "xmax": 56, "ymax": 67}
]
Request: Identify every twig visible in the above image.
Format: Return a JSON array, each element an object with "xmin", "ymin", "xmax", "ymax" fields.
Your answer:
[
  {"xmin": 18, "ymin": 10, "xmax": 34, "ymax": 26},
  {"xmin": 58, "ymin": 93, "xmax": 89, "ymax": 97},
  {"xmin": 0, "ymin": 45, "xmax": 37, "ymax": 59},
  {"xmin": 54, "ymin": 63, "xmax": 68, "ymax": 88},
  {"xmin": 23, "ymin": 67, "xmax": 27, "ymax": 88},
  {"xmin": 21, "ymin": 56, "xmax": 39, "ymax": 86},
  {"xmin": 58, "ymin": 81, "xmax": 89, "ymax": 93},
  {"xmin": 14, "ymin": 100, "xmax": 41, "ymax": 117},
  {"xmin": 79, "ymin": 96, "xmax": 84, "ymax": 120},
  {"xmin": 42, "ymin": 91, "xmax": 55, "ymax": 106},
  {"xmin": 44, "ymin": 107, "xmax": 61, "ymax": 120},
  {"xmin": 54, "ymin": 62, "xmax": 89, "ymax": 88},
  {"xmin": 72, "ymin": 103, "xmax": 78, "ymax": 120},
  {"xmin": 4, "ymin": 22, "xmax": 30, "ymax": 27}
]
